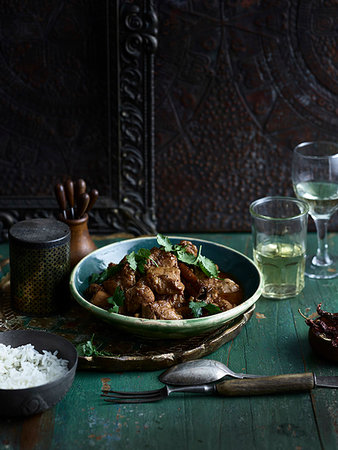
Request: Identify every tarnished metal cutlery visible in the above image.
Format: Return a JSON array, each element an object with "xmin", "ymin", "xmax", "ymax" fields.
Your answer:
[{"xmin": 101, "ymin": 359, "xmax": 338, "ymax": 404}]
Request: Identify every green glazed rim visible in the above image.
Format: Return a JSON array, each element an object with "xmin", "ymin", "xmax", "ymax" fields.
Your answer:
[{"xmin": 70, "ymin": 236, "xmax": 263, "ymax": 338}]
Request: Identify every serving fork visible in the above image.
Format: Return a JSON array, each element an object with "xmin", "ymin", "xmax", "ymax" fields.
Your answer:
[{"xmin": 101, "ymin": 372, "xmax": 334, "ymax": 404}]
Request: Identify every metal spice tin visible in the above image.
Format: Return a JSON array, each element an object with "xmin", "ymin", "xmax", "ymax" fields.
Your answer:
[{"xmin": 9, "ymin": 218, "xmax": 71, "ymax": 316}]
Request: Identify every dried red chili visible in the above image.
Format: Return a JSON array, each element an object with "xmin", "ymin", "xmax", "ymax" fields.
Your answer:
[
  {"xmin": 299, "ymin": 303, "xmax": 338, "ymax": 348},
  {"xmin": 317, "ymin": 302, "xmax": 338, "ymax": 321}
]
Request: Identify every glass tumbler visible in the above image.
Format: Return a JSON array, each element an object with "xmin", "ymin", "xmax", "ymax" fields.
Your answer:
[{"xmin": 250, "ymin": 196, "xmax": 309, "ymax": 299}]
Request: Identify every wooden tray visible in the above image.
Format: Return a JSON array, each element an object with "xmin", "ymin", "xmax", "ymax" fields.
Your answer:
[{"xmin": 0, "ymin": 273, "xmax": 254, "ymax": 372}]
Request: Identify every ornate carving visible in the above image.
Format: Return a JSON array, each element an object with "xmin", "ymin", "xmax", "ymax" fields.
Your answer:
[
  {"xmin": 0, "ymin": 0, "xmax": 157, "ymax": 240},
  {"xmin": 119, "ymin": 0, "xmax": 158, "ymax": 234}
]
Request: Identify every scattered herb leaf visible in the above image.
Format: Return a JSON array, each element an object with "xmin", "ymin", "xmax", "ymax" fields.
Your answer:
[
  {"xmin": 198, "ymin": 253, "xmax": 219, "ymax": 278},
  {"xmin": 89, "ymin": 263, "xmax": 123, "ymax": 284},
  {"xmin": 126, "ymin": 251, "xmax": 137, "ymax": 271},
  {"xmin": 189, "ymin": 300, "xmax": 222, "ymax": 318},
  {"xmin": 107, "ymin": 286, "xmax": 125, "ymax": 313},
  {"xmin": 157, "ymin": 234, "xmax": 173, "ymax": 252},
  {"xmin": 157, "ymin": 235, "xmax": 219, "ymax": 278},
  {"xmin": 189, "ymin": 301, "xmax": 222, "ymax": 317},
  {"xmin": 175, "ymin": 248, "xmax": 197, "ymax": 265},
  {"xmin": 204, "ymin": 303, "xmax": 222, "ymax": 315},
  {"xmin": 126, "ymin": 248, "xmax": 158, "ymax": 274},
  {"xmin": 136, "ymin": 248, "xmax": 151, "ymax": 274},
  {"xmin": 76, "ymin": 335, "xmax": 113, "ymax": 357},
  {"xmin": 189, "ymin": 300, "xmax": 207, "ymax": 318}
]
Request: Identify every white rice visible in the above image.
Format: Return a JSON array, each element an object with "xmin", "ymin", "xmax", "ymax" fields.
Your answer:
[{"xmin": 0, "ymin": 343, "xmax": 69, "ymax": 389}]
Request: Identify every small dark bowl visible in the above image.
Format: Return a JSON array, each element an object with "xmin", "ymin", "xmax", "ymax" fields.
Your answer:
[{"xmin": 0, "ymin": 330, "xmax": 78, "ymax": 417}]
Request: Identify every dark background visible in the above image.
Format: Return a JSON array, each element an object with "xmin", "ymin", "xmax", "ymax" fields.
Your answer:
[{"xmin": 0, "ymin": 0, "xmax": 337, "ymax": 234}]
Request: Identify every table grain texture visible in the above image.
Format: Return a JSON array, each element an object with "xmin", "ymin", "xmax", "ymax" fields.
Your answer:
[{"xmin": 0, "ymin": 233, "xmax": 337, "ymax": 450}]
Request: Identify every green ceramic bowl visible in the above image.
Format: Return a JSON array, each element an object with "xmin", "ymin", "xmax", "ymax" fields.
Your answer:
[{"xmin": 70, "ymin": 237, "xmax": 262, "ymax": 339}]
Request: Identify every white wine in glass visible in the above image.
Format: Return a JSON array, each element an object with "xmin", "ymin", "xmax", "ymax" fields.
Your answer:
[{"xmin": 292, "ymin": 141, "xmax": 338, "ymax": 279}]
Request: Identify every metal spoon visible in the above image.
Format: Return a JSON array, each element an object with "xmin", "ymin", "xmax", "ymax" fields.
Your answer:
[{"xmin": 159, "ymin": 359, "xmax": 262, "ymax": 386}]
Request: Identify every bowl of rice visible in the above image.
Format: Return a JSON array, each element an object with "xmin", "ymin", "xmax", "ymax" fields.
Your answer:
[{"xmin": 0, "ymin": 330, "xmax": 78, "ymax": 417}]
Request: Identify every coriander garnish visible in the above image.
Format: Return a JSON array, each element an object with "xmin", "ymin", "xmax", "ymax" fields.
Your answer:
[
  {"xmin": 89, "ymin": 262, "xmax": 123, "ymax": 284},
  {"xmin": 189, "ymin": 300, "xmax": 222, "ymax": 318},
  {"xmin": 126, "ymin": 248, "xmax": 158, "ymax": 274},
  {"xmin": 76, "ymin": 335, "xmax": 114, "ymax": 357},
  {"xmin": 107, "ymin": 286, "xmax": 125, "ymax": 313},
  {"xmin": 157, "ymin": 234, "xmax": 219, "ymax": 278}
]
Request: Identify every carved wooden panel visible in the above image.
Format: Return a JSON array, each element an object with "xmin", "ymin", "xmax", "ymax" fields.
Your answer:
[
  {"xmin": 0, "ymin": 0, "xmax": 157, "ymax": 240},
  {"xmin": 154, "ymin": 0, "xmax": 338, "ymax": 232},
  {"xmin": 0, "ymin": 1, "xmax": 336, "ymax": 237}
]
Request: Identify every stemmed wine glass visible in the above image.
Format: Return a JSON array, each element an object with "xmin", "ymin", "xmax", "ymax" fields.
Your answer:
[{"xmin": 292, "ymin": 141, "xmax": 338, "ymax": 279}]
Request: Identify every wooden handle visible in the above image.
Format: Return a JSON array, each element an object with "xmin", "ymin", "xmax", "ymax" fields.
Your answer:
[
  {"xmin": 54, "ymin": 183, "xmax": 67, "ymax": 219},
  {"xmin": 65, "ymin": 179, "xmax": 75, "ymax": 218},
  {"xmin": 75, "ymin": 179, "xmax": 86, "ymax": 203},
  {"xmin": 216, "ymin": 373, "xmax": 315, "ymax": 396},
  {"xmin": 77, "ymin": 192, "xmax": 90, "ymax": 218},
  {"xmin": 65, "ymin": 179, "xmax": 74, "ymax": 206},
  {"xmin": 87, "ymin": 189, "xmax": 99, "ymax": 214}
]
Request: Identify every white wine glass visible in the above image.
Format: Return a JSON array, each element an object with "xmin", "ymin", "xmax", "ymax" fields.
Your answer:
[{"xmin": 292, "ymin": 141, "xmax": 338, "ymax": 279}]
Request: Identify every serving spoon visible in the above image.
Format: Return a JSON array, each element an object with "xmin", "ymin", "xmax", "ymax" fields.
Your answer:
[{"xmin": 159, "ymin": 359, "xmax": 262, "ymax": 386}]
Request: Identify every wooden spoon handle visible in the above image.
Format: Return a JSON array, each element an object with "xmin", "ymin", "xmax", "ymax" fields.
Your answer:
[{"xmin": 216, "ymin": 373, "xmax": 315, "ymax": 396}]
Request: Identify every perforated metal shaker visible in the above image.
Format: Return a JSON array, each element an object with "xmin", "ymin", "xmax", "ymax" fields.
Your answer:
[{"xmin": 9, "ymin": 218, "xmax": 71, "ymax": 315}]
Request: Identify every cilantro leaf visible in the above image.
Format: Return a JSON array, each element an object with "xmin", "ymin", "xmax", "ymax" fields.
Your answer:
[
  {"xmin": 204, "ymin": 303, "xmax": 222, "ymax": 315},
  {"xmin": 189, "ymin": 300, "xmax": 222, "ymax": 318},
  {"xmin": 175, "ymin": 248, "xmax": 197, "ymax": 265},
  {"xmin": 157, "ymin": 235, "xmax": 220, "ymax": 278},
  {"xmin": 126, "ymin": 251, "xmax": 137, "ymax": 271},
  {"xmin": 76, "ymin": 335, "xmax": 113, "ymax": 357},
  {"xmin": 126, "ymin": 248, "xmax": 157, "ymax": 274},
  {"xmin": 107, "ymin": 286, "xmax": 125, "ymax": 314},
  {"xmin": 108, "ymin": 305, "xmax": 119, "ymax": 314},
  {"xmin": 157, "ymin": 234, "xmax": 174, "ymax": 252},
  {"xmin": 89, "ymin": 263, "xmax": 123, "ymax": 285},
  {"xmin": 198, "ymin": 254, "xmax": 219, "ymax": 278},
  {"xmin": 137, "ymin": 248, "xmax": 151, "ymax": 259},
  {"xmin": 189, "ymin": 300, "xmax": 207, "ymax": 318}
]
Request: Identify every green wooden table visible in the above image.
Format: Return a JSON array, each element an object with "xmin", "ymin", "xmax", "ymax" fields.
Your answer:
[{"xmin": 0, "ymin": 233, "xmax": 337, "ymax": 450}]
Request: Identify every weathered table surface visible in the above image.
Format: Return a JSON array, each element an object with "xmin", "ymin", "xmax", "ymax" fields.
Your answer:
[{"xmin": 0, "ymin": 233, "xmax": 337, "ymax": 450}]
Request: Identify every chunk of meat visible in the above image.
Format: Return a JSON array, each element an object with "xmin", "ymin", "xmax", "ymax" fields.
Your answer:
[
  {"xmin": 103, "ymin": 262, "xmax": 136, "ymax": 295},
  {"xmin": 156, "ymin": 294, "xmax": 191, "ymax": 318},
  {"xmin": 91, "ymin": 289, "xmax": 110, "ymax": 309},
  {"xmin": 179, "ymin": 240, "xmax": 198, "ymax": 257},
  {"xmin": 86, "ymin": 283, "xmax": 102, "ymax": 298},
  {"xmin": 125, "ymin": 281, "xmax": 155, "ymax": 314},
  {"xmin": 156, "ymin": 293, "xmax": 186, "ymax": 308},
  {"xmin": 142, "ymin": 300, "xmax": 183, "ymax": 320},
  {"xmin": 179, "ymin": 262, "xmax": 206, "ymax": 298},
  {"xmin": 146, "ymin": 266, "xmax": 184, "ymax": 295},
  {"xmin": 193, "ymin": 268, "xmax": 241, "ymax": 309},
  {"xmin": 144, "ymin": 247, "xmax": 179, "ymax": 270}
]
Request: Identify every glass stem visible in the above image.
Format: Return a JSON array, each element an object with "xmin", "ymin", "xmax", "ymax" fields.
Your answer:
[{"xmin": 313, "ymin": 218, "xmax": 332, "ymax": 266}]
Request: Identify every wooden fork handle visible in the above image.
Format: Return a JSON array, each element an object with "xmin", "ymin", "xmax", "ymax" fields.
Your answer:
[{"xmin": 216, "ymin": 373, "xmax": 315, "ymax": 396}]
